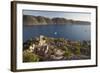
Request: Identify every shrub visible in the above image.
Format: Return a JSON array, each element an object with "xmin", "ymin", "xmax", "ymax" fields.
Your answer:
[
  {"xmin": 64, "ymin": 50, "xmax": 72, "ymax": 59},
  {"xmin": 23, "ymin": 50, "xmax": 39, "ymax": 62},
  {"xmin": 75, "ymin": 46, "xmax": 81, "ymax": 56}
]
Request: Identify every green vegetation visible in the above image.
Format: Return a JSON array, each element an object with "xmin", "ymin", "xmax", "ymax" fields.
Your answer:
[
  {"xmin": 23, "ymin": 50, "xmax": 39, "ymax": 62},
  {"xmin": 23, "ymin": 36, "xmax": 91, "ymax": 62},
  {"xmin": 75, "ymin": 46, "xmax": 81, "ymax": 56},
  {"xmin": 64, "ymin": 50, "xmax": 72, "ymax": 59}
]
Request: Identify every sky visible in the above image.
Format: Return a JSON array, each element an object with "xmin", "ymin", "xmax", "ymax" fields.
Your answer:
[{"xmin": 23, "ymin": 10, "xmax": 91, "ymax": 22}]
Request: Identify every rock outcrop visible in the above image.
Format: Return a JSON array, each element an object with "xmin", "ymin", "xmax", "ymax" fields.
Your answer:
[{"xmin": 23, "ymin": 35, "xmax": 91, "ymax": 62}]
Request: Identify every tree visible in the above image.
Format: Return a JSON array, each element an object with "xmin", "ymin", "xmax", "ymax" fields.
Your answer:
[
  {"xmin": 75, "ymin": 45, "xmax": 81, "ymax": 56},
  {"xmin": 63, "ymin": 46, "xmax": 72, "ymax": 59}
]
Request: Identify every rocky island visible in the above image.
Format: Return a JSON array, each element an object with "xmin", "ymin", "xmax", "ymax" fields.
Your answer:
[
  {"xmin": 23, "ymin": 15, "xmax": 90, "ymax": 25},
  {"xmin": 23, "ymin": 35, "xmax": 91, "ymax": 62}
]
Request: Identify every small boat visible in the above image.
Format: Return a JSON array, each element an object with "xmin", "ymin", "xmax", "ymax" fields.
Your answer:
[{"xmin": 54, "ymin": 32, "xmax": 57, "ymax": 35}]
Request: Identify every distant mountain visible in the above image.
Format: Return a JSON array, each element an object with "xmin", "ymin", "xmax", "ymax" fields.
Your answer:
[{"xmin": 23, "ymin": 15, "xmax": 90, "ymax": 25}]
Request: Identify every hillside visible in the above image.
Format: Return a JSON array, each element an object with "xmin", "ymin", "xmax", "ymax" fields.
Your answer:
[{"xmin": 23, "ymin": 15, "xmax": 90, "ymax": 25}]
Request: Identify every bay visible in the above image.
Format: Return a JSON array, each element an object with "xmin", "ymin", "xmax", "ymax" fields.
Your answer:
[{"xmin": 23, "ymin": 24, "xmax": 90, "ymax": 42}]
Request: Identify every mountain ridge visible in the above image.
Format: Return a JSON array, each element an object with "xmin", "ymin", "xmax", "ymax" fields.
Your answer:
[{"xmin": 23, "ymin": 15, "xmax": 90, "ymax": 25}]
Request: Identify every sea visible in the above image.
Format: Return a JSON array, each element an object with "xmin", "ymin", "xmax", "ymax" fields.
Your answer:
[{"xmin": 23, "ymin": 23, "xmax": 90, "ymax": 42}]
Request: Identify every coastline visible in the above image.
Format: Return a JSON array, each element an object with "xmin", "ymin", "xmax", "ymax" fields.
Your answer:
[{"xmin": 23, "ymin": 35, "xmax": 91, "ymax": 62}]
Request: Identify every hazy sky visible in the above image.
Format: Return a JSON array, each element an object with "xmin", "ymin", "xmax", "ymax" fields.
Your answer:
[{"xmin": 23, "ymin": 10, "xmax": 91, "ymax": 22}]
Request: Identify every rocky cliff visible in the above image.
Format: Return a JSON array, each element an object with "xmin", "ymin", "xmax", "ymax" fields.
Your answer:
[{"xmin": 23, "ymin": 15, "xmax": 90, "ymax": 25}]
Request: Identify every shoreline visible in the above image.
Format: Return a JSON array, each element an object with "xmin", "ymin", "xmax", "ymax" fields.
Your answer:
[{"xmin": 24, "ymin": 23, "xmax": 90, "ymax": 26}]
